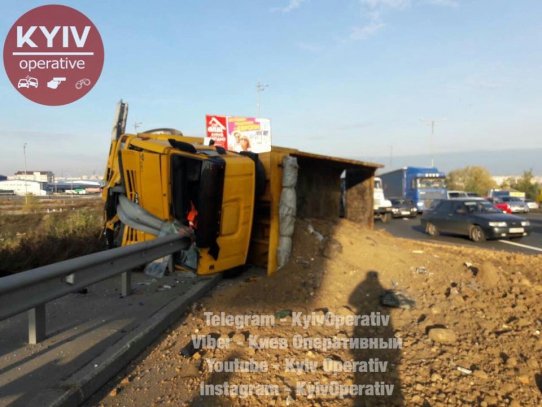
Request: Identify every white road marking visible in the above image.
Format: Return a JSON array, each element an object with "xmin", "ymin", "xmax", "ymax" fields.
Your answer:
[{"xmin": 498, "ymin": 240, "xmax": 542, "ymax": 252}]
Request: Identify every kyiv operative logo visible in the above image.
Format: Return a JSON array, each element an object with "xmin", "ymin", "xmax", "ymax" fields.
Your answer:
[{"xmin": 3, "ymin": 5, "xmax": 104, "ymax": 106}]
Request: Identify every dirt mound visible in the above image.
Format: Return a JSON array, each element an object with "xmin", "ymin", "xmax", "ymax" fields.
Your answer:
[
  {"xmin": 476, "ymin": 261, "xmax": 501, "ymax": 288},
  {"xmin": 94, "ymin": 218, "xmax": 542, "ymax": 407}
]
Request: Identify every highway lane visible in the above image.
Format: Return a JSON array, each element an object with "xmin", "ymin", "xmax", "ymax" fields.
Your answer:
[{"xmin": 376, "ymin": 212, "xmax": 542, "ymax": 255}]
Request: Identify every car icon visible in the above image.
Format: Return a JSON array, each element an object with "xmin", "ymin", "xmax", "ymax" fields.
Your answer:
[
  {"xmin": 28, "ymin": 77, "xmax": 38, "ymax": 88},
  {"xmin": 17, "ymin": 77, "xmax": 39, "ymax": 89}
]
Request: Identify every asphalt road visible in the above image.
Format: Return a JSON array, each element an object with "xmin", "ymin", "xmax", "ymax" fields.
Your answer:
[{"xmin": 376, "ymin": 211, "xmax": 542, "ymax": 255}]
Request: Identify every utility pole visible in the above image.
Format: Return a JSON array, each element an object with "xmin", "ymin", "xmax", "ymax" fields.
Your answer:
[
  {"xmin": 256, "ymin": 82, "xmax": 269, "ymax": 116},
  {"xmin": 421, "ymin": 118, "xmax": 446, "ymax": 167},
  {"xmin": 23, "ymin": 143, "xmax": 28, "ymax": 204}
]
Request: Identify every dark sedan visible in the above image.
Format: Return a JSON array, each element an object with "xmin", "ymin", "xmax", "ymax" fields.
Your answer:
[
  {"xmin": 390, "ymin": 198, "xmax": 418, "ymax": 218},
  {"xmin": 421, "ymin": 199, "xmax": 531, "ymax": 242}
]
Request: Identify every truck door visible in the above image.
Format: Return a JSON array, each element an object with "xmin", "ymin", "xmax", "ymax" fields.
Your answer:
[{"xmin": 170, "ymin": 153, "xmax": 255, "ymax": 275}]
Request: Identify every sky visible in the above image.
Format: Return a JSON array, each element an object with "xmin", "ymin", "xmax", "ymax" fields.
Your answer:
[{"xmin": 1, "ymin": 0, "xmax": 542, "ymax": 176}]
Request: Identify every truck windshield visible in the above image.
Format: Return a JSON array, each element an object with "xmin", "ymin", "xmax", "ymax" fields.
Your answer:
[
  {"xmin": 416, "ymin": 178, "xmax": 446, "ymax": 189},
  {"xmin": 374, "ymin": 179, "xmax": 382, "ymax": 189}
]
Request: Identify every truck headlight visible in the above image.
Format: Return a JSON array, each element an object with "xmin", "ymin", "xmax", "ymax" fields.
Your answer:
[
  {"xmin": 417, "ymin": 202, "xmax": 423, "ymax": 207},
  {"xmin": 521, "ymin": 221, "xmax": 530, "ymax": 226},
  {"xmin": 489, "ymin": 221, "xmax": 507, "ymax": 227}
]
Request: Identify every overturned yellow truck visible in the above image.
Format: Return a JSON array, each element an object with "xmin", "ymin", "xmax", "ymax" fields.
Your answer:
[{"xmin": 102, "ymin": 101, "xmax": 381, "ymax": 276}]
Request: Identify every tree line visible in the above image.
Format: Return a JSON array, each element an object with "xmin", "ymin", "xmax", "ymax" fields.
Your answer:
[{"xmin": 446, "ymin": 166, "xmax": 541, "ymax": 201}]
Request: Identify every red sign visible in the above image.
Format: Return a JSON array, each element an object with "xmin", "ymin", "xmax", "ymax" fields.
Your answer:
[
  {"xmin": 205, "ymin": 115, "xmax": 228, "ymax": 149},
  {"xmin": 3, "ymin": 5, "xmax": 104, "ymax": 106}
]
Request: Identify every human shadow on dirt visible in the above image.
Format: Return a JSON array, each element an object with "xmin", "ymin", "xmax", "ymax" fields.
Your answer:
[
  {"xmin": 348, "ymin": 271, "xmax": 404, "ymax": 407},
  {"xmin": 189, "ymin": 351, "xmax": 241, "ymax": 407}
]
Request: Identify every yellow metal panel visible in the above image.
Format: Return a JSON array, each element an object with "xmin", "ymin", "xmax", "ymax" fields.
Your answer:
[
  {"xmin": 161, "ymin": 154, "xmax": 171, "ymax": 221},
  {"xmin": 266, "ymin": 150, "xmax": 287, "ymax": 275},
  {"xmin": 197, "ymin": 155, "xmax": 255, "ymax": 275},
  {"xmin": 221, "ymin": 202, "xmax": 241, "ymax": 236},
  {"xmin": 139, "ymin": 151, "xmax": 167, "ymax": 220}
]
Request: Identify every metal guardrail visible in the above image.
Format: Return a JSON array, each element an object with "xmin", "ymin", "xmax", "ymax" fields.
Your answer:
[
  {"xmin": 0, "ymin": 194, "xmax": 101, "ymax": 201},
  {"xmin": 0, "ymin": 234, "xmax": 187, "ymax": 344}
]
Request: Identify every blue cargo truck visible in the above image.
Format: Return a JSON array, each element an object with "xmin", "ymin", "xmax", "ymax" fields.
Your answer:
[{"xmin": 380, "ymin": 167, "xmax": 447, "ymax": 212}]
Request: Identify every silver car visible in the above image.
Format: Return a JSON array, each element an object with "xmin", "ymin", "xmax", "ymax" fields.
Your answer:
[{"xmin": 500, "ymin": 196, "xmax": 529, "ymax": 213}]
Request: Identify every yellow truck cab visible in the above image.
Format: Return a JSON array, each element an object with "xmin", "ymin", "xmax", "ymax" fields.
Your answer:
[{"xmin": 102, "ymin": 103, "xmax": 263, "ymax": 275}]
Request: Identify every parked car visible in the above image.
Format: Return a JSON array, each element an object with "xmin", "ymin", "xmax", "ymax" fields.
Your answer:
[
  {"xmin": 390, "ymin": 198, "xmax": 418, "ymax": 218},
  {"xmin": 421, "ymin": 199, "xmax": 531, "ymax": 242},
  {"xmin": 525, "ymin": 199, "xmax": 539, "ymax": 210},
  {"xmin": 500, "ymin": 196, "xmax": 529, "ymax": 213},
  {"xmin": 447, "ymin": 190, "xmax": 468, "ymax": 199}
]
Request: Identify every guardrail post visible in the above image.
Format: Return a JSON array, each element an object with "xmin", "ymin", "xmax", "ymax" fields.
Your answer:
[
  {"xmin": 28, "ymin": 304, "xmax": 46, "ymax": 344},
  {"xmin": 121, "ymin": 271, "xmax": 131, "ymax": 297}
]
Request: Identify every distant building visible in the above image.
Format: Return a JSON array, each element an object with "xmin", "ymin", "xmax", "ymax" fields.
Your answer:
[
  {"xmin": 0, "ymin": 175, "xmax": 6, "ymax": 181},
  {"xmin": 10, "ymin": 171, "xmax": 54, "ymax": 183},
  {"xmin": 0, "ymin": 180, "xmax": 47, "ymax": 196}
]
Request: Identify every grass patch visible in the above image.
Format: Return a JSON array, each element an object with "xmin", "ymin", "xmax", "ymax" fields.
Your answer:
[{"xmin": 0, "ymin": 207, "xmax": 105, "ymax": 276}]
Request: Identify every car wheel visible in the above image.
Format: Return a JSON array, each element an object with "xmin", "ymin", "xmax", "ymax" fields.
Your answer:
[
  {"xmin": 469, "ymin": 225, "xmax": 486, "ymax": 242},
  {"xmin": 425, "ymin": 222, "xmax": 439, "ymax": 237}
]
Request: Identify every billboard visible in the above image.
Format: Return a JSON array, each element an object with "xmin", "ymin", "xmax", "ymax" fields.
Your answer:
[
  {"xmin": 205, "ymin": 115, "xmax": 228, "ymax": 148},
  {"xmin": 205, "ymin": 115, "xmax": 271, "ymax": 153}
]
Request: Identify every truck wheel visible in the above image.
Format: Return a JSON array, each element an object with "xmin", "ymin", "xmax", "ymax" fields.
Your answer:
[
  {"xmin": 469, "ymin": 225, "xmax": 486, "ymax": 242},
  {"xmin": 425, "ymin": 222, "xmax": 439, "ymax": 237},
  {"xmin": 381, "ymin": 212, "xmax": 392, "ymax": 223}
]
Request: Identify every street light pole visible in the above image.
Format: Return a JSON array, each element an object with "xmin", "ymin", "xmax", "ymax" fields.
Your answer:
[
  {"xmin": 256, "ymin": 82, "xmax": 269, "ymax": 116},
  {"xmin": 421, "ymin": 118, "xmax": 446, "ymax": 167},
  {"xmin": 23, "ymin": 143, "xmax": 28, "ymax": 204}
]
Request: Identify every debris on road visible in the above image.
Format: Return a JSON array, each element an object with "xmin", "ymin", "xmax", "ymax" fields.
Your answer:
[
  {"xmin": 380, "ymin": 290, "xmax": 416, "ymax": 309},
  {"xmin": 427, "ymin": 327, "xmax": 458, "ymax": 344},
  {"xmin": 91, "ymin": 218, "xmax": 542, "ymax": 407},
  {"xmin": 457, "ymin": 366, "xmax": 473, "ymax": 375}
]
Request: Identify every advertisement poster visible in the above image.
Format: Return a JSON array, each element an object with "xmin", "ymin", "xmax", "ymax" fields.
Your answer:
[
  {"xmin": 206, "ymin": 115, "xmax": 272, "ymax": 153},
  {"xmin": 226, "ymin": 116, "xmax": 271, "ymax": 153},
  {"xmin": 205, "ymin": 115, "xmax": 228, "ymax": 149}
]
